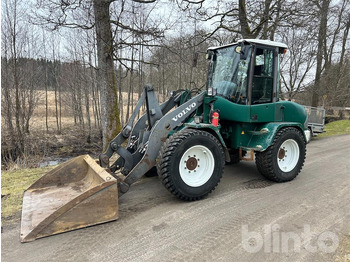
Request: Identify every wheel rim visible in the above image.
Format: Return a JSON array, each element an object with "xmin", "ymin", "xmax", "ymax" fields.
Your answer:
[
  {"xmin": 277, "ymin": 139, "xmax": 300, "ymax": 172},
  {"xmin": 179, "ymin": 145, "xmax": 215, "ymax": 187}
]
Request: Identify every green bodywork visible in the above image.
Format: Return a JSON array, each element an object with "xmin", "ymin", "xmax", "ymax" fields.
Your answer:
[
  {"xmin": 185, "ymin": 94, "xmax": 307, "ymax": 153},
  {"xmin": 213, "ymin": 96, "xmax": 307, "ymax": 151}
]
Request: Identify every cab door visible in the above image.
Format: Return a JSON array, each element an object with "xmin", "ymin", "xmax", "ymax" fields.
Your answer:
[{"xmin": 249, "ymin": 46, "xmax": 278, "ymax": 123}]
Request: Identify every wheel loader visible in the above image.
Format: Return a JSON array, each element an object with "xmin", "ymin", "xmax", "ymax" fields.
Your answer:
[{"xmin": 20, "ymin": 39, "xmax": 311, "ymax": 242}]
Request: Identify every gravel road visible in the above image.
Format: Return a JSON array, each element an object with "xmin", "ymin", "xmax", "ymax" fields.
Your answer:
[{"xmin": 2, "ymin": 134, "xmax": 350, "ymax": 262}]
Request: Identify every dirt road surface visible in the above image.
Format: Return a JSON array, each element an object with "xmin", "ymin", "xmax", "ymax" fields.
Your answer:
[{"xmin": 2, "ymin": 135, "xmax": 350, "ymax": 262}]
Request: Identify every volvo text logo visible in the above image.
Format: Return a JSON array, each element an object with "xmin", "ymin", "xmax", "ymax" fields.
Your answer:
[{"xmin": 172, "ymin": 103, "xmax": 196, "ymax": 122}]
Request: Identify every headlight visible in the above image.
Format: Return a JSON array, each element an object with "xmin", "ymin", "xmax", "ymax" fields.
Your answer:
[
  {"xmin": 304, "ymin": 130, "xmax": 311, "ymax": 143},
  {"xmin": 207, "ymin": 87, "xmax": 217, "ymax": 96}
]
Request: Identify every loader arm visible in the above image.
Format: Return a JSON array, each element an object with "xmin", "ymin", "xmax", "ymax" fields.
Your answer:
[
  {"xmin": 99, "ymin": 85, "xmax": 183, "ymax": 171},
  {"xmin": 99, "ymin": 84, "xmax": 205, "ymax": 195},
  {"xmin": 120, "ymin": 91, "xmax": 205, "ymax": 194}
]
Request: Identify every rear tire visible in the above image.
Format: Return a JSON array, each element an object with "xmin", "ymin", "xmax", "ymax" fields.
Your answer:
[
  {"xmin": 255, "ymin": 127, "xmax": 306, "ymax": 182},
  {"xmin": 157, "ymin": 129, "xmax": 225, "ymax": 201}
]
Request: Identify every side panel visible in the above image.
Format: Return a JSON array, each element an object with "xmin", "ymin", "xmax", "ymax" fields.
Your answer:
[
  {"xmin": 250, "ymin": 101, "xmax": 307, "ymax": 124},
  {"xmin": 214, "ymin": 96, "xmax": 307, "ymax": 126},
  {"xmin": 276, "ymin": 101, "xmax": 308, "ymax": 126},
  {"xmin": 243, "ymin": 122, "xmax": 305, "ymax": 151},
  {"xmin": 213, "ymin": 96, "xmax": 251, "ymax": 122},
  {"xmin": 225, "ymin": 122, "xmax": 306, "ymax": 151},
  {"xmin": 250, "ymin": 103, "xmax": 276, "ymax": 122}
]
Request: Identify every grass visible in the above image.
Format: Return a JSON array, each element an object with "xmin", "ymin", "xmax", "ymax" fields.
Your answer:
[
  {"xmin": 1, "ymin": 166, "xmax": 55, "ymax": 225},
  {"xmin": 335, "ymin": 225, "xmax": 350, "ymax": 262},
  {"xmin": 317, "ymin": 120, "xmax": 350, "ymax": 138}
]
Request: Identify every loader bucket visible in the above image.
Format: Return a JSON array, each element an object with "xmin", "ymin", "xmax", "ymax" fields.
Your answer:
[{"xmin": 20, "ymin": 155, "xmax": 118, "ymax": 242}]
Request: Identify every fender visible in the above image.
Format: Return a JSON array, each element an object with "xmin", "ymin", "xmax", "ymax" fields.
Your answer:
[
  {"xmin": 242, "ymin": 122, "xmax": 306, "ymax": 152},
  {"xmin": 184, "ymin": 122, "xmax": 231, "ymax": 162}
]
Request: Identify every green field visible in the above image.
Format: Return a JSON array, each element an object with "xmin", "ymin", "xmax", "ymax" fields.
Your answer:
[
  {"xmin": 317, "ymin": 119, "xmax": 350, "ymax": 138},
  {"xmin": 1, "ymin": 166, "xmax": 55, "ymax": 225}
]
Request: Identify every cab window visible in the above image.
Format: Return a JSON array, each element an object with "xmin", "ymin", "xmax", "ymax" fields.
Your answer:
[{"xmin": 251, "ymin": 48, "xmax": 274, "ymax": 104}]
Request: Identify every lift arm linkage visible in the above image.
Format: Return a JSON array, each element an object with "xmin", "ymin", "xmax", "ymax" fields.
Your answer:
[{"xmin": 99, "ymin": 84, "xmax": 204, "ymax": 195}]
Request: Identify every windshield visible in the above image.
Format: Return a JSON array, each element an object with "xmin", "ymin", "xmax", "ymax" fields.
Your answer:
[{"xmin": 207, "ymin": 45, "xmax": 252, "ymax": 104}]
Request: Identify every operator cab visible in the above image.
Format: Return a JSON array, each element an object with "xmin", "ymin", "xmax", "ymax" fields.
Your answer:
[{"xmin": 206, "ymin": 39, "xmax": 287, "ymax": 105}]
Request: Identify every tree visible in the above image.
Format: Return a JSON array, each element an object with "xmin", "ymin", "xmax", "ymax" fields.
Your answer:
[
  {"xmin": 311, "ymin": 0, "xmax": 331, "ymax": 107},
  {"xmin": 309, "ymin": 0, "xmax": 350, "ymax": 107},
  {"xmin": 32, "ymin": 0, "xmax": 163, "ymax": 149},
  {"xmin": 279, "ymin": 17, "xmax": 318, "ymax": 100},
  {"xmin": 92, "ymin": 0, "xmax": 120, "ymax": 148},
  {"xmin": 1, "ymin": 0, "xmax": 40, "ymax": 159},
  {"xmin": 177, "ymin": 0, "xmax": 301, "ymax": 41}
]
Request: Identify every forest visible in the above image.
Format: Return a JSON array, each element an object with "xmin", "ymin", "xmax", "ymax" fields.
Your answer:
[{"xmin": 1, "ymin": 0, "xmax": 350, "ymax": 169}]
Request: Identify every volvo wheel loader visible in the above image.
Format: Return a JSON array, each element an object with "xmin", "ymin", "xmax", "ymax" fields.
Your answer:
[{"xmin": 20, "ymin": 39, "xmax": 311, "ymax": 242}]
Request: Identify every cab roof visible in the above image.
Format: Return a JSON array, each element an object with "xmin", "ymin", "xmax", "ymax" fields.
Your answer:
[{"xmin": 207, "ymin": 39, "xmax": 288, "ymax": 51}]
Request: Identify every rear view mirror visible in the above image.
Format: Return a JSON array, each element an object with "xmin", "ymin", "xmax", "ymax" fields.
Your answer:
[
  {"xmin": 239, "ymin": 44, "xmax": 248, "ymax": 60},
  {"xmin": 206, "ymin": 50, "xmax": 216, "ymax": 61}
]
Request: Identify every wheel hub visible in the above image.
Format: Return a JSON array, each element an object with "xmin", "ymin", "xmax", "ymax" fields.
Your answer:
[
  {"xmin": 278, "ymin": 148, "xmax": 286, "ymax": 159},
  {"xmin": 186, "ymin": 157, "xmax": 198, "ymax": 171},
  {"xmin": 179, "ymin": 145, "xmax": 214, "ymax": 187},
  {"xmin": 277, "ymin": 139, "xmax": 299, "ymax": 172}
]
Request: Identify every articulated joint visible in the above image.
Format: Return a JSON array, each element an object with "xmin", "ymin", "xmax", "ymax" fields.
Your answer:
[
  {"xmin": 99, "ymin": 154, "xmax": 109, "ymax": 168},
  {"xmin": 122, "ymin": 126, "xmax": 132, "ymax": 138},
  {"xmin": 111, "ymin": 142, "xmax": 119, "ymax": 151}
]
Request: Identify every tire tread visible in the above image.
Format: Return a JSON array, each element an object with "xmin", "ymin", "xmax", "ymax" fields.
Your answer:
[
  {"xmin": 255, "ymin": 127, "xmax": 306, "ymax": 182},
  {"xmin": 157, "ymin": 129, "xmax": 225, "ymax": 201}
]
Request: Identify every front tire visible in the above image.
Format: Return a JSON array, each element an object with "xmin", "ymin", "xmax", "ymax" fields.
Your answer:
[
  {"xmin": 157, "ymin": 129, "xmax": 225, "ymax": 201},
  {"xmin": 255, "ymin": 127, "xmax": 306, "ymax": 182}
]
